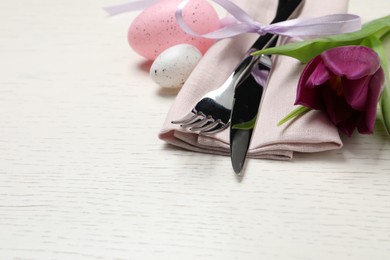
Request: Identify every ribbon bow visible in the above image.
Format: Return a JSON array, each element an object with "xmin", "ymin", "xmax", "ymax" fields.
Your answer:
[
  {"xmin": 175, "ymin": 0, "xmax": 361, "ymax": 39},
  {"xmin": 103, "ymin": 0, "xmax": 362, "ymax": 39}
]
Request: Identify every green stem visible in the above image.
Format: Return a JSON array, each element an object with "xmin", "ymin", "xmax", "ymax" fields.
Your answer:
[{"xmin": 277, "ymin": 106, "xmax": 311, "ymax": 126}]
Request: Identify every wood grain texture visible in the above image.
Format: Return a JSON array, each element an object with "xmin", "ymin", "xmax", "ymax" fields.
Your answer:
[{"xmin": 0, "ymin": 0, "xmax": 390, "ymax": 259}]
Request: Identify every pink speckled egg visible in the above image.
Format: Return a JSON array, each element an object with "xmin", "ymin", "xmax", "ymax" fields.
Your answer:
[{"xmin": 128, "ymin": 0, "xmax": 220, "ymax": 60}]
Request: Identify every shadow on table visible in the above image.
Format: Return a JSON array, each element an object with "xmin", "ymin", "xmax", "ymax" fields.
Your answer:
[
  {"xmin": 294, "ymin": 120, "xmax": 390, "ymax": 166},
  {"xmin": 136, "ymin": 59, "xmax": 152, "ymax": 72}
]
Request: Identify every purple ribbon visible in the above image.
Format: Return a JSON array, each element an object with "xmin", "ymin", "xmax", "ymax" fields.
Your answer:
[
  {"xmin": 103, "ymin": 0, "xmax": 361, "ymax": 38},
  {"xmin": 252, "ymin": 69, "xmax": 269, "ymax": 87},
  {"xmin": 175, "ymin": 0, "xmax": 362, "ymax": 39},
  {"xmin": 103, "ymin": 0, "xmax": 159, "ymax": 15}
]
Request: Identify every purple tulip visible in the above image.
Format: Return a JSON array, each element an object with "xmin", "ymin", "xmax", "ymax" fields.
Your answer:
[{"xmin": 295, "ymin": 46, "xmax": 385, "ymax": 136}]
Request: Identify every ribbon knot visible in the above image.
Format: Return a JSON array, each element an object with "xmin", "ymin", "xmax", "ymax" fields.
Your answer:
[{"xmin": 255, "ymin": 24, "xmax": 267, "ymax": 36}]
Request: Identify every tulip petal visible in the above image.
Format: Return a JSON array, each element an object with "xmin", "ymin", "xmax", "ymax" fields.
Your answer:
[
  {"xmin": 320, "ymin": 84, "xmax": 355, "ymax": 125},
  {"xmin": 337, "ymin": 114, "xmax": 359, "ymax": 137},
  {"xmin": 306, "ymin": 60, "xmax": 332, "ymax": 87},
  {"xmin": 321, "ymin": 46, "xmax": 381, "ymax": 80},
  {"xmin": 357, "ymin": 68, "xmax": 385, "ymax": 134},
  {"xmin": 295, "ymin": 56, "xmax": 328, "ymax": 110},
  {"xmin": 357, "ymin": 112, "xmax": 371, "ymax": 134},
  {"xmin": 342, "ymin": 76, "xmax": 370, "ymax": 111}
]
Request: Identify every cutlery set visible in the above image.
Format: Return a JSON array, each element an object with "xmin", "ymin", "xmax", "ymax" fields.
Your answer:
[{"xmin": 173, "ymin": 0, "xmax": 304, "ymax": 174}]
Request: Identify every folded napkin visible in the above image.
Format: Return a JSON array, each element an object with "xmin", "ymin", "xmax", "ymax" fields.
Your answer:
[{"xmin": 159, "ymin": 0, "xmax": 348, "ymax": 160}]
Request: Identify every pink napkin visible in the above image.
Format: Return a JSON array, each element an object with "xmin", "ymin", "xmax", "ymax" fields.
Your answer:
[{"xmin": 159, "ymin": 0, "xmax": 348, "ymax": 159}]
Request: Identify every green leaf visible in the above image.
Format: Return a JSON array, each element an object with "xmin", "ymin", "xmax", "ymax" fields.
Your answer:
[
  {"xmin": 231, "ymin": 116, "xmax": 257, "ymax": 130},
  {"xmin": 252, "ymin": 15, "xmax": 390, "ymax": 63},
  {"xmin": 277, "ymin": 106, "xmax": 311, "ymax": 126}
]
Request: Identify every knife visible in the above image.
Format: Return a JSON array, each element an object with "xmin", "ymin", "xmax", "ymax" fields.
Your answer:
[{"xmin": 230, "ymin": 0, "xmax": 304, "ymax": 174}]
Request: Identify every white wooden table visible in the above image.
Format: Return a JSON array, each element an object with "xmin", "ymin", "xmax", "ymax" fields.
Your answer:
[{"xmin": 1, "ymin": 1, "xmax": 390, "ymax": 259}]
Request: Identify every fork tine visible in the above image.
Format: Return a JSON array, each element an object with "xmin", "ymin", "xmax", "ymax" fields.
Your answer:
[
  {"xmin": 201, "ymin": 122, "xmax": 228, "ymax": 135},
  {"xmin": 171, "ymin": 112, "xmax": 200, "ymax": 125},
  {"xmin": 183, "ymin": 115, "xmax": 213, "ymax": 128},
  {"xmin": 191, "ymin": 119, "xmax": 221, "ymax": 132}
]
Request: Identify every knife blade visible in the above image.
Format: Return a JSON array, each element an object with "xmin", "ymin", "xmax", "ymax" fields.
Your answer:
[{"xmin": 230, "ymin": 0, "xmax": 304, "ymax": 174}]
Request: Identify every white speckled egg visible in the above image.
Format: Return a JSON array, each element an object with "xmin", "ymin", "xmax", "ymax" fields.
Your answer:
[{"xmin": 150, "ymin": 44, "xmax": 202, "ymax": 88}]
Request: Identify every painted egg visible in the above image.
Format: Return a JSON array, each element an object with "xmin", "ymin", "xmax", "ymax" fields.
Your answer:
[
  {"xmin": 128, "ymin": 0, "xmax": 220, "ymax": 60},
  {"xmin": 150, "ymin": 44, "xmax": 202, "ymax": 88}
]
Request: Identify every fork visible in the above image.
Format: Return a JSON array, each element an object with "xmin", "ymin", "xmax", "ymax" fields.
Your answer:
[
  {"xmin": 171, "ymin": 53, "xmax": 272, "ymax": 134},
  {"xmin": 172, "ymin": 0, "xmax": 292, "ymax": 134}
]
